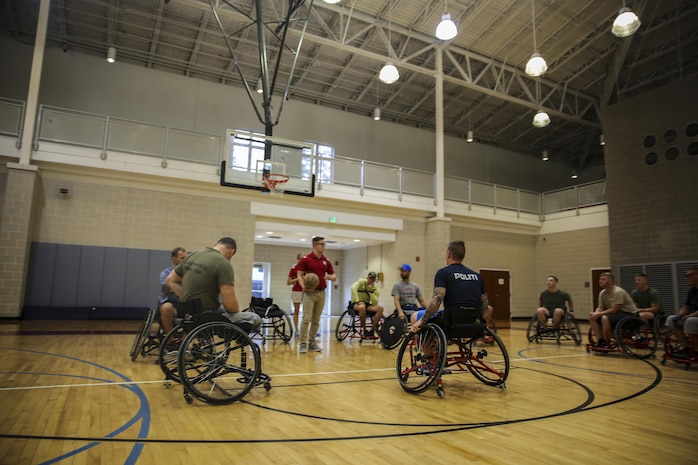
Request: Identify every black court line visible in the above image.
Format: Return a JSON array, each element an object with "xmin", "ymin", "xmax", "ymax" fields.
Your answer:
[{"xmin": 0, "ymin": 359, "xmax": 662, "ymax": 445}]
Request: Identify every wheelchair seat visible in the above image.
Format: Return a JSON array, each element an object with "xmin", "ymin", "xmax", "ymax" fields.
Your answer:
[{"xmin": 245, "ymin": 297, "xmax": 292, "ymax": 344}]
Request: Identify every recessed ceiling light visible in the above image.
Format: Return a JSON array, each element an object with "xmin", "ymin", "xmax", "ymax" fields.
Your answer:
[
  {"xmin": 354, "ymin": 239, "xmax": 361, "ymax": 242},
  {"xmin": 256, "ymin": 235, "xmax": 263, "ymax": 238},
  {"xmin": 266, "ymin": 231, "xmax": 274, "ymax": 235},
  {"xmin": 300, "ymin": 238, "xmax": 307, "ymax": 242}
]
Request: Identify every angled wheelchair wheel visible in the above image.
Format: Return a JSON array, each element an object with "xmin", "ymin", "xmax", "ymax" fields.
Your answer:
[
  {"xmin": 158, "ymin": 325, "xmax": 188, "ymax": 383},
  {"xmin": 335, "ymin": 310, "xmax": 354, "ymax": 341},
  {"xmin": 270, "ymin": 312, "xmax": 293, "ymax": 342},
  {"xmin": 396, "ymin": 323, "xmax": 447, "ymax": 394},
  {"xmin": 130, "ymin": 309, "xmax": 158, "ymax": 361},
  {"xmin": 526, "ymin": 315, "xmax": 541, "ymax": 343},
  {"xmin": 565, "ymin": 313, "xmax": 582, "ymax": 345},
  {"xmin": 466, "ymin": 328, "xmax": 509, "ymax": 387},
  {"xmin": 178, "ymin": 321, "xmax": 261, "ymax": 405},
  {"xmin": 380, "ymin": 314, "xmax": 406, "ymax": 349},
  {"xmin": 615, "ymin": 316, "xmax": 657, "ymax": 359}
]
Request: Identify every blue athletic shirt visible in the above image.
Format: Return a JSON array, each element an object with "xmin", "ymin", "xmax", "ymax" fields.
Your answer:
[{"xmin": 434, "ymin": 263, "xmax": 486, "ymax": 309}]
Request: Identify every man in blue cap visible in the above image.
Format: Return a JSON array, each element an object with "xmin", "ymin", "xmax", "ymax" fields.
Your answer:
[{"xmin": 392, "ymin": 263, "xmax": 427, "ymax": 321}]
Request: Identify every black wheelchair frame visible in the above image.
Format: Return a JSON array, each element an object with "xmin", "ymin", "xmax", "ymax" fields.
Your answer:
[
  {"xmin": 157, "ymin": 300, "xmax": 271, "ymax": 404},
  {"xmin": 526, "ymin": 311, "xmax": 582, "ymax": 345},
  {"xmin": 245, "ymin": 297, "xmax": 293, "ymax": 345},
  {"xmin": 130, "ymin": 308, "xmax": 165, "ymax": 362}
]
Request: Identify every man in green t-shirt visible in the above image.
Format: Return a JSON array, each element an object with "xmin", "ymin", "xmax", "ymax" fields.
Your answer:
[
  {"xmin": 535, "ymin": 275, "xmax": 574, "ymax": 333},
  {"xmin": 630, "ymin": 273, "xmax": 661, "ymax": 324},
  {"xmin": 166, "ymin": 237, "xmax": 260, "ymax": 330}
]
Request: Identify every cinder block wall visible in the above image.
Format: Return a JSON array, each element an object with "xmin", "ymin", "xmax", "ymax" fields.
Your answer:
[
  {"xmin": 602, "ymin": 75, "xmax": 698, "ymax": 267},
  {"xmin": 32, "ymin": 175, "xmax": 256, "ymax": 300},
  {"xmin": 535, "ymin": 227, "xmax": 611, "ymax": 313}
]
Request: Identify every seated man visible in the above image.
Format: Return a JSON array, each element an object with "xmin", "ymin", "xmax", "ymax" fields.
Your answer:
[
  {"xmin": 630, "ymin": 273, "xmax": 661, "ymax": 324},
  {"xmin": 665, "ymin": 267, "xmax": 698, "ymax": 359},
  {"xmin": 391, "ymin": 263, "xmax": 427, "ymax": 321},
  {"xmin": 166, "ymin": 237, "xmax": 261, "ymax": 331},
  {"xmin": 589, "ymin": 272, "xmax": 637, "ymax": 348},
  {"xmin": 535, "ymin": 275, "xmax": 574, "ymax": 333},
  {"xmin": 159, "ymin": 247, "xmax": 188, "ymax": 334},
  {"xmin": 351, "ymin": 271, "xmax": 384, "ymax": 337},
  {"xmin": 411, "ymin": 241, "xmax": 486, "ymax": 333}
]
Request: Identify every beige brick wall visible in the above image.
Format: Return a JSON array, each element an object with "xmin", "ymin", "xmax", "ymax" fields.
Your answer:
[
  {"xmin": 0, "ymin": 166, "xmax": 38, "ymax": 316},
  {"xmin": 535, "ymin": 227, "xmax": 611, "ymax": 315},
  {"xmin": 33, "ymin": 176, "xmax": 256, "ymax": 300},
  {"xmin": 253, "ymin": 244, "xmax": 344, "ymax": 315}
]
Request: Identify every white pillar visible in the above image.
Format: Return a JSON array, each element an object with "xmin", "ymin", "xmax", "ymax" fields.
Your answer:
[
  {"xmin": 434, "ymin": 47, "xmax": 445, "ymax": 218},
  {"xmin": 18, "ymin": 0, "xmax": 51, "ymax": 165}
]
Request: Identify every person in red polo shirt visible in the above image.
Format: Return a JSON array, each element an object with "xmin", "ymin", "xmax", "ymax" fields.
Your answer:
[
  {"xmin": 287, "ymin": 253, "xmax": 305, "ymax": 338},
  {"xmin": 297, "ymin": 236, "xmax": 336, "ymax": 353}
]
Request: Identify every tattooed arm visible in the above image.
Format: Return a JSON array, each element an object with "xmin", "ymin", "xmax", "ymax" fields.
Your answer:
[{"xmin": 411, "ymin": 287, "xmax": 445, "ymax": 332}]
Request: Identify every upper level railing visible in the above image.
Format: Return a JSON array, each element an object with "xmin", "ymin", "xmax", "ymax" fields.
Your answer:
[{"xmin": 0, "ymin": 99, "xmax": 606, "ymax": 217}]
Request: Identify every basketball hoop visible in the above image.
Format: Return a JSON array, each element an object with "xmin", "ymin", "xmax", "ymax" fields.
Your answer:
[{"xmin": 263, "ymin": 173, "xmax": 289, "ymax": 196}]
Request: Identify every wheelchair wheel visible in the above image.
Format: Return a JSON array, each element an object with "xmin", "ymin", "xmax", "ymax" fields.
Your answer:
[
  {"xmin": 564, "ymin": 313, "xmax": 582, "ymax": 345},
  {"xmin": 380, "ymin": 314, "xmax": 406, "ymax": 350},
  {"xmin": 158, "ymin": 325, "xmax": 188, "ymax": 383},
  {"xmin": 178, "ymin": 321, "xmax": 262, "ymax": 405},
  {"xmin": 335, "ymin": 310, "xmax": 354, "ymax": 341},
  {"xmin": 396, "ymin": 324, "xmax": 447, "ymax": 394},
  {"xmin": 270, "ymin": 313, "xmax": 293, "ymax": 342},
  {"xmin": 526, "ymin": 315, "xmax": 542, "ymax": 343},
  {"xmin": 130, "ymin": 309, "xmax": 157, "ymax": 361},
  {"xmin": 615, "ymin": 316, "xmax": 657, "ymax": 359},
  {"xmin": 465, "ymin": 328, "xmax": 509, "ymax": 387}
]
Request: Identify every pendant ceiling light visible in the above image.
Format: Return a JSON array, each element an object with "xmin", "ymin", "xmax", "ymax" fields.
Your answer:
[
  {"xmin": 533, "ymin": 110, "xmax": 550, "ymax": 128},
  {"xmin": 435, "ymin": 10, "xmax": 457, "ymax": 41},
  {"xmin": 612, "ymin": 5, "xmax": 641, "ymax": 37},
  {"xmin": 524, "ymin": 0, "xmax": 547, "ymax": 77},
  {"xmin": 379, "ymin": 0, "xmax": 399, "ymax": 84}
]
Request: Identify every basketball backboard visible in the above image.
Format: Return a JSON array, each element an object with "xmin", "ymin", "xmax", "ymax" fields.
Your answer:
[{"xmin": 220, "ymin": 130, "xmax": 316, "ymax": 197}]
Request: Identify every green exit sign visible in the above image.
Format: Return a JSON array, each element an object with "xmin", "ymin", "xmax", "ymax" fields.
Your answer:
[{"xmin": 329, "ymin": 216, "xmax": 337, "ymax": 223}]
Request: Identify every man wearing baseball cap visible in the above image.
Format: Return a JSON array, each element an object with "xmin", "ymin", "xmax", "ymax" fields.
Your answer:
[
  {"xmin": 391, "ymin": 264, "xmax": 427, "ymax": 321},
  {"xmin": 350, "ymin": 271, "xmax": 384, "ymax": 338}
]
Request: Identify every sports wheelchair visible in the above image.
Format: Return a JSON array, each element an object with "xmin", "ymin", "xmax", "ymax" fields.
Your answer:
[
  {"xmin": 158, "ymin": 300, "xmax": 271, "ymax": 404},
  {"xmin": 335, "ymin": 301, "xmax": 384, "ymax": 343},
  {"xmin": 585, "ymin": 313, "xmax": 658, "ymax": 358},
  {"xmin": 244, "ymin": 297, "xmax": 293, "ymax": 345},
  {"xmin": 130, "ymin": 308, "xmax": 165, "ymax": 362},
  {"xmin": 380, "ymin": 308, "xmax": 497, "ymax": 350},
  {"xmin": 526, "ymin": 311, "xmax": 582, "ymax": 345},
  {"xmin": 396, "ymin": 308, "xmax": 509, "ymax": 398},
  {"xmin": 661, "ymin": 317, "xmax": 698, "ymax": 369}
]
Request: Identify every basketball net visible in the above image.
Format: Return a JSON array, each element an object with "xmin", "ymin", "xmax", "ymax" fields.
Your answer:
[{"xmin": 263, "ymin": 173, "xmax": 289, "ymax": 196}]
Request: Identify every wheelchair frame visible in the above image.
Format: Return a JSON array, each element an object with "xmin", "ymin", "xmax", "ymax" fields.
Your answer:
[
  {"xmin": 245, "ymin": 298, "xmax": 293, "ymax": 345},
  {"xmin": 661, "ymin": 328, "xmax": 698, "ymax": 369},
  {"xmin": 526, "ymin": 311, "xmax": 582, "ymax": 345},
  {"xmin": 156, "ymin": 303, "xmax": 271, "ymax": 404},
  {"xmin": 335, "ymin": 301, "xmax": 384, "ymax": 343},
  {"xmin": 585, "ymin": 313, "xmax": 659, "ymax": 358},
  {"xmin": 396, "ymin": 321, "xmax": 509, "ymax": 398},
  {"xmin": 130, "ymin": 308, "xmax": 165, "ymax": 361}
]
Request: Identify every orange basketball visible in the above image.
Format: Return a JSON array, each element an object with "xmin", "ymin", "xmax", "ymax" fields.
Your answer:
[{"xmin": 304, "ymin": 272, "xmax": 320, "ymax": 291}]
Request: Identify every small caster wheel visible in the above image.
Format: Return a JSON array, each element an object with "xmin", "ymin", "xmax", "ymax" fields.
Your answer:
[
  {"xmin": 264, "ymin": 382, "xmax": 272, "ymax": 392},
  {"xmin": 499, "ymin": 383, "xmax": 507, "ymax": 390},
  {"xmin": 660, "ymin": 358, "xmax": 666, "ymax": 365},
  {"xmin": 436, "ymin": 388, "xmax": 445, "ymax": 398}
]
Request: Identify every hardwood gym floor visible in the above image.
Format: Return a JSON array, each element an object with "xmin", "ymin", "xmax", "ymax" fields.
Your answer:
[{"xmin": 0, "ymin": 318, "xmax": 695, "ymax": 465}]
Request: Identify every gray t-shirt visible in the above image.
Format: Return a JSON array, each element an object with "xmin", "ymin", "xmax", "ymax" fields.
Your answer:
[{"xmin": 391, "ymin": 280, "xmax": 423, "ymax": 307}]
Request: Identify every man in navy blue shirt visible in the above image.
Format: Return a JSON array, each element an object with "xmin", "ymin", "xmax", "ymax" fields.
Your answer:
[{"xmin": 411, "ymin": 240, "xmax": 487, "ymax": 332}]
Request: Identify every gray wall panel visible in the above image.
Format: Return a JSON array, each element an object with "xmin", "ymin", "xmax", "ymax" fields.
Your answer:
[
  {"xmin": 148, "ymin": 250, "xmax": 172, "ymax": 307},
  {"xmin": 124, "ymin": 249, "xmax": 150, "ymax": 307},
  {"xmin": 76, "ymin": 246, "xmax": 105, "ymax": 307},
  {"xmin": 51, "ymin": 244, "xmax": 81, "ymax": 306},
  {"xmin": 100, "ymin": 248, "xmax": 128, "ymax": 307},
  {"xmin": 24, "ymin": 242, "xmax": 57, "ymax": 306}
]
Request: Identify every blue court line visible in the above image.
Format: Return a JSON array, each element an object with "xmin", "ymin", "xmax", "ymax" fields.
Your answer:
[{"xmin": 0, "ymin": 348, "xmax": 150, "ymax": 465}]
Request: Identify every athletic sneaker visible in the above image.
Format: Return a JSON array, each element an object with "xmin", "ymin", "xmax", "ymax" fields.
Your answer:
[
  {"xmin": 294, "ymin": 332, "xmax": 300, "ymax": 338},
  {"xmin": 299, "ymin": 343, "xmax": 308, "ymax": 353},
  {"xmin": 309, "ymin": 343, "xmax": 322, "ymax": 352},
  {"xmin": 593, "ymin": 339, "xmax": 607, "ymax": 348},
  {"xmin": 364, "ymin": 329, "xmax": 375, "ymax": 338}
]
